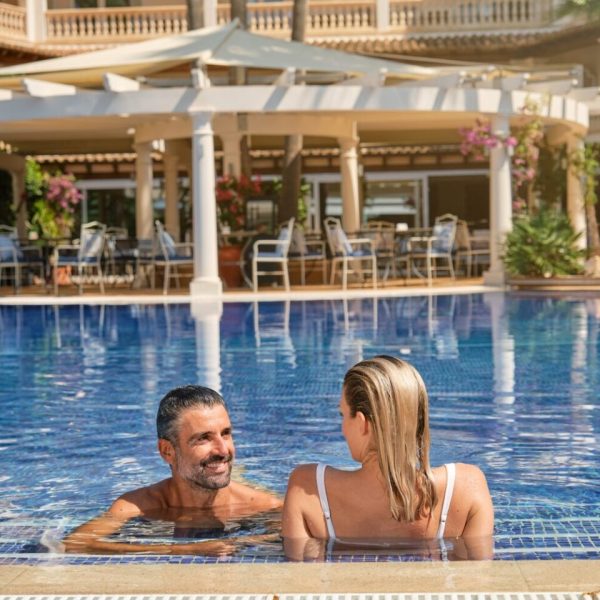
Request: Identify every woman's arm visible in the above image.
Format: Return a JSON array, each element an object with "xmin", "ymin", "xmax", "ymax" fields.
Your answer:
[
  {"xmin": 282, "ymin": 466, "xmax": 318, "ymax": 560},
  {"xmin": 461, "ymin": 465, "xmax": 494, "ymax": 538}
]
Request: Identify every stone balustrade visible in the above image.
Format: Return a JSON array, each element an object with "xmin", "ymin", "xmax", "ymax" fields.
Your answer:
[
  {"xmin": 45, "ymin": 6, "xmax": 188, "ymax": 42},
  {"xmin": 0, "ymin": 2, "xmax": 27, "ymax": 41},
  {"xmin": 6, "ymin": 1, "xmax": 553, "ymax": 45},
  {"xmin": 388, "ymin": 0, "xmax": 554, "ymax": 32}
]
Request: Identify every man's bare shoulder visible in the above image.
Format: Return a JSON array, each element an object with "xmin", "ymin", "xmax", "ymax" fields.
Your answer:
[
  {"xmin": 109, "ymin": 479, "xmax": 172, "ymax": 517},
  {"xmin": 229, "ymin": 481, "xmax": 282, "ymax": 511}
]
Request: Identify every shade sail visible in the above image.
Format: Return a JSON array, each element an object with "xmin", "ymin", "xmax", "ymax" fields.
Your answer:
[{"xmin": 0, "ymin": 21, "xmax": 436, "ymax": 89}]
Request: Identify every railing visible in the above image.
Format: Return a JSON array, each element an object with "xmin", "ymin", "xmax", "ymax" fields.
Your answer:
[
  {"xmin": 38, "ymin": 1, "xmax": 554, "ymax": 45},
  {"xmin": 388, "ymin": 0, "xmax": 555, "ymax": 32},
  {"xmin": 0, "ymin": 2, "xmax": 27, "ymax": 41},
  {"xmin": 219, "ymin": 1, "xmax": 377, "ymax": 36},
  {"xmin": 45, "ymin": 6, "xmax": 188, "ymax": 43}
]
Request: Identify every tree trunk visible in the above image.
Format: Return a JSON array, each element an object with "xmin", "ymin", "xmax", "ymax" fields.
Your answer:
[
  {"xmin": 280, "ymin": 0, "xmax": 307, "ymax": 224},
  {"xmin": 186, "ymin": 0, "xmax": 204, "ymax": 28},
  {"xmin": 586, "ymin": 202, "xmax": 600, "ymax": 257}
]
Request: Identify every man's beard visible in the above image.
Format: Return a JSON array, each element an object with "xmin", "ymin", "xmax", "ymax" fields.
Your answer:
[{"xmin": 175, "ymin": 449, "xmax": 233, "ymax": 490}]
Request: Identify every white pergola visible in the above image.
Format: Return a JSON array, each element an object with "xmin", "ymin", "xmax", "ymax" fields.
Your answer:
[{"xmin": 0, "ymin": 23, "xmax": 594, "ymax": 296}]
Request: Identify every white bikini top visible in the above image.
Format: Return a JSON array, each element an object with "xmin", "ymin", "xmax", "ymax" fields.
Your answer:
[{"xmin": 315, "ymin": 462, "xmax": 456, "ymax": 541}]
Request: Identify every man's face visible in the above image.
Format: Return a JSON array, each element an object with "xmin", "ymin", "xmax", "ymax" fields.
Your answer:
[{"xmin": 170, "ymin": 405, "xmax": 235, "ymax": 490}]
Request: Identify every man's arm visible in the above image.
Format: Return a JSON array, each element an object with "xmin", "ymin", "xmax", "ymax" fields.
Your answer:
[{"xmin": 63, "ymin": 497, "xmax": 236, "ymax": 556}]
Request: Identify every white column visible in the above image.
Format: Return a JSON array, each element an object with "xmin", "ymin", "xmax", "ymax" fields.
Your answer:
[
  {"xmin": 220, "ymin": 132, "xmax": 242, "ymax": 177},
  {"xmin": 375, "ymin": 0, "xmax": 390, "ymax": 31},
  {"xmin": 339, "ymin": 135, "xmax": 361, "ymax": 233},
  {"xmin": 11, "ymin": 170, "xmax": 26, "ymax": 239},
  {"xmin": 163, "ymin": 140, "xmax": 181, "ymax": 242},
  {"xmin": 204, "ymin": 0, "xmax": 218, "ymax": 27},
  {"xmin": 485, "ymin": 292, "xmax": 515, "ymax": 405},
  {"xmin": 484, "ymin": 115, "xmax": 512, "ymax": 286},
  {"xmin": 191, "ymin": 300, "xmax": 223, "ymax": 393},
  {"xmin": 567, "ymin": 134, "xmax": 587, "ymax": 252},
  {"xmin": 189, "ymin": 111, "xmax": 223, "ymax": 297},
  {"xmin": 26, "ymin": 0, "xmax": 47, "ymax": 42},
  {"xmin": 135, "ymin": 141, "xmax": 154, "ymax": 240}
]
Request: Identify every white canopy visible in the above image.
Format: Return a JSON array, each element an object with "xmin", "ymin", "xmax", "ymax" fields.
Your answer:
[{"xmin": 0, "ymin": 22, "xmax": 436, "ymax": 89}]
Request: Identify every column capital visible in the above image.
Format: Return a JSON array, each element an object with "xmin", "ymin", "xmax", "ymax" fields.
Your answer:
[
  {"xmin": 134, "ymin": 140, "xmax": 153, "ymax": 154},
  {"xmin": 190, "ymin": 110, "xmax": 215, "ymax": 135},
  {"xmin": 338, "ymin": 136, "xmax": 359, "ymax": 157}
]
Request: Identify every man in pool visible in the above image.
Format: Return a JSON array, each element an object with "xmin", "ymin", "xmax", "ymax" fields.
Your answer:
[{"xmin": 63, "ymin": 385, "xmax": 282, "ymax": 555}]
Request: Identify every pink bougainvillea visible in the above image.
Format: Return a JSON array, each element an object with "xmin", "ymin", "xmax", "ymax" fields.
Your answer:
[
  {"xmin": 215, "ymin": 174, "xmax": 263, "ymax": 231},
  {"xmin": 45, "ymin": 174, "xmax": 82, "ymax": 213},
  {"xmin": 459, "ymin": 100, "xmax": 544, "ymax": 212}
]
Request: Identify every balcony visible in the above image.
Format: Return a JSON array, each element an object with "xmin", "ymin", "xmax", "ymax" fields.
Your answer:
[{"xmin": 0, "ymin": 0, "xmax": 556, "ymax": 49}]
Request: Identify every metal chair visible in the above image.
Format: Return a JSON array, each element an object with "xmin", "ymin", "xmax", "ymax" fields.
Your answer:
[
  {"xmin": 154, "ymin": 220, "xmax": 194, "ymax": 295},
  {"xmin": 288, "ymin": 223, "xmax": 327, "ymax": 285},
  {"xmin": 454, "ymin": 220, "xmax": 490, "ymax": 277},
  {"xmin": 252, "ymin": 217, "xmax": 294, "ymax": 292},
  {"xmin": 0, "ymin": 225, "xmax": 44, "ymax": 292},
  {"xmin": 363, "ymin": 220, "xmax": 396, "ymax": 280},
  {"xmin": 324, "ymin": 217, "xmax": 377, "ymax": 290},
  {"xmin": 407, "ymin": 214, "xmax": 458, "ymax": 285},
  {"xmin": 53, "ymin": 221, "xmax": 106, "ymax": 294}
]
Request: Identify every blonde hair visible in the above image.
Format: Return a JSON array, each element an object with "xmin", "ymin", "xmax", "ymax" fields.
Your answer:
[{"xmin": 343, "ymin": 355, "xmax": 437, "ymax": 522}]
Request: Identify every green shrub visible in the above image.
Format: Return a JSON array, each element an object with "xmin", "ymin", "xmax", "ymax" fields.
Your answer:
[{"xmin": 504, "ymin": 209, "xmax": 585, "ymax": 277}]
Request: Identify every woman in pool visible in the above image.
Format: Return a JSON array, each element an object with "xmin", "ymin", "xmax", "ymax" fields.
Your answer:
[{"xmin": 282, "ymin": 355, "xmax": 494, "ymax": 560}]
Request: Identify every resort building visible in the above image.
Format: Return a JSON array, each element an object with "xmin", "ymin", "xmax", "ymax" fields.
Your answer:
[{"xmin": 0, "ymin": 0, "xmax": 598, "ymax": 294}]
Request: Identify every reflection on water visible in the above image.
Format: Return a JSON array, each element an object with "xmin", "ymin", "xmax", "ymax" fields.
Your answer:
[
  {"xmin": 0, "ymin": 292, "xmax": 599, "ymax": 560},
  {"xmin": 283, "ymin": 534, "xmax": 494, "ymax": 562}
]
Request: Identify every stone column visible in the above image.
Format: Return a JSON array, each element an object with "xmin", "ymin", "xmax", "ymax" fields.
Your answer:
[
  {"xmin": 189, "ymin": 111, "xmax": 223, "ymax": 297},
  {"xmin": 566, "ymin": 134, "xmax": 587, "ymax": 252},
  {"xmin": 135, "ymin": 141, "xmax": 154, "ymax": 240},
  {"xmin": 339, "ymin": 135, "xmax": 361, "ymax": 233},
  {"xmin": 26, "ymin": 0, "xmax": 47, "ymax": 42},
  {"xmin": 204, "ymin": 0, "xmax": 218, "ymax": 27},
  {"xmin": 220, "ymin": 132, "xmax": 242, "ymax": 178},
  {"xmin": 163, "ymin": 140, "xmax": 181, "ymax": 242},
  {"xmin": 484, "ymin": 115, "xmax": 512, "ymax": 286},
  {"xmin": 375, "ymin": 0, "xmax": 390, "ymax": 31},
  {"xmin": 11, "ymin": 170, "xmax": 26, "ymax": 239}
]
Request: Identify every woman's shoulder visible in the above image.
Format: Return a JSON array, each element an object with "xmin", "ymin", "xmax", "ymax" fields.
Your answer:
[
  {"xmin": 432, "ymin": 463, "xmax": 490, "ymax": 501},
  {"xmin": 287, "ymin": 463, "xmax": 319, "ymax": 487}
]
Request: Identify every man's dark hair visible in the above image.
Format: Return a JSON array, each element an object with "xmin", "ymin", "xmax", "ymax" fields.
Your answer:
[{"xmin": 156, "ymin": 385, "xmax": 226, "ymax": 443}]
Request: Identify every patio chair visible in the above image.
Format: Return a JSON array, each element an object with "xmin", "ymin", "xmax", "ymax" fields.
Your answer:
[
  {"xmin": 154, "ymin": 220, "xmax": 194, "ymax": 295},
  {"xmin": 363, "ymin": 220, "xmax": 396, "ymax": 280},
  {"xmin": 288, "ymin": 223, "xmax": 327, "ymax": 285},
  {"xmin": 53, "ymin": 221, "xmax": 107, "ymax": 295},
  {"xmin": 324, "ymin": 217, "xmax": 377, "ymax": 290},
  {"xmin": 0, "ymin": 225, "xmax": 44, "ymax": 292},
  {"xmin": 252, "ymin": 217, "xmax": 294, "ymax": 292},
  {"xmin": 454, "ymin": 220, "xmax": 490, "ymax": 277},
  {"xmin": 407, "ymin": 213, "xmax": 457, "ymax": 285}
]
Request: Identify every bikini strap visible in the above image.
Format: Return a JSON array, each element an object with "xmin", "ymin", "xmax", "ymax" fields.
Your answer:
[
  {"xmin": 316, "ymin": 463, "xmax": 336, "ymax": 540},
  {"xmin": 436, "ymin": 463, "xmax": 456, "ymax": 539}
]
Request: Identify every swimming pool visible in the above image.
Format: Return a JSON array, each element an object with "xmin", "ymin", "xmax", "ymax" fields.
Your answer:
[{"xmin": 0, "ymin": 292, "xmax": 598, "ymax": 563}]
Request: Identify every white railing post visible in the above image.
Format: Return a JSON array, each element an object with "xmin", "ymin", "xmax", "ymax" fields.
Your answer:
[
  {"xmin": 204, "ymin": 0, "xmax": 217, "ymax": 27},
  {"xmin": 376, "ymin": 0, "xmax": 390, "ymax": 30},
  {"xmin": 26, "ymin": 0, "xmax": 47, "ymax": 42}
]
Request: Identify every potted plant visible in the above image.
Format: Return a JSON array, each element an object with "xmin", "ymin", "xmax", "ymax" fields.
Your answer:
[
  {"xmin": 26, "ymin": 159, "xmax": 82, "ymax": 241},
  {"xmin": 504, "ymin": 208, "xmax": 585, "ymax": 280},
  {"xmin": 215, "ymin": 174, "xmax": 262, "ymax": 287}
]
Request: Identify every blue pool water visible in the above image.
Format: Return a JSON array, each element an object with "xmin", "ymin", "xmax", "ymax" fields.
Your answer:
[{"xmin": 0, "ymin": 292, "xmax": 599, "ymax": 563}]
